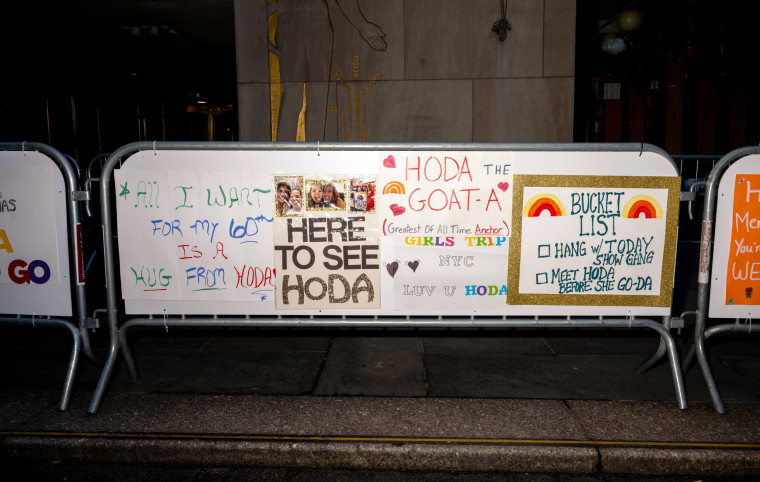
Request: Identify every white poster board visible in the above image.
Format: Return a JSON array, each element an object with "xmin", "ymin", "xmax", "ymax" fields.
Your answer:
[
  {"xmin": 508, "ymin": 175, "xmax": 679, "ymax": 315},
  {"xmin": 0, "ymin": 151, "xmax": 71, "ymax": 316},
  {"xmin": 377, "ymin": 151, "xmax": 513, "ymax": 237},
  {"xmin": 116, "ymin": 149, "xmax": 679, "ymax": 317},
  {"xmin": 114, "ymin": 169, "xmax": 275, "ymax": 302},
  {"xmin": 709, "ymin": 155, "xmax": 760, "ymax": 318}
]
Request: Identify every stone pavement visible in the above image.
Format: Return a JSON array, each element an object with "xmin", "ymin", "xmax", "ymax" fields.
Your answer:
[{"xmin": 1, "ymin": 325, "xmax": 759, "ymax": 477}]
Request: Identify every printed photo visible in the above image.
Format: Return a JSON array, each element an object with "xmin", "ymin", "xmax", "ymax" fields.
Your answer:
[
  {"xmin": 274, "ymin": 176, "xmax": 304, "ymax": 216},
  {"xmin": 349, "ymin": 177, "xmax": 376, "ymax": 212},
  {"xmin": 306, "ymin": 179, "xmax": 347, "ymax": 211}
]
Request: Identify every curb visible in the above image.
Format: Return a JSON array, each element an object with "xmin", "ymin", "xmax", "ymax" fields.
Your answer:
[{"xmin": 4, "ymin": 433, "xmax": 760, "ymax": 476}]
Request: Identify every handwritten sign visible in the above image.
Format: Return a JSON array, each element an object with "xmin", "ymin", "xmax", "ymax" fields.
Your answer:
[
  {"xmin": 114, "ymin": 169, "xmax": 276, "ymax": 303},
  {"xmin": 508, "ymin": 175, "xmax": 680, "ymax": 310},
  {"xmin": 0, "ymin": 152, "xmax": 70, "ymax": 316},
  {"xmin": 709, "ymin": 156, "xmax": 760, "ymax": 318},
  {"xmin": 389, "ymin": 236, "xmax": 508, "ymax": 311},
  {"xmin": 378, "ymin": 152, "xmax": 513, "ymax": 238},
  {"xmin": 0, "ymin": 165, "xmax": 61, "ymax": 287},
  {"xmin": 273, "ymin": 174, "xmax": 380, "ymax": 310},
  {"xmin": 723, "ymin": 174, "xmax": 760, "ymax": 308}
]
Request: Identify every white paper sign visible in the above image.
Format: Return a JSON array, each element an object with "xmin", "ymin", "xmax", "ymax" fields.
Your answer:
[
  {"xmin": 0, "ymin": 165, "xmax": 61, "ymax": 286},
  {"xmin": 114, "ymin": 169, "xmax": 276, "ymax": 303},
  {"xmin": 273, "ymin": 173, "xmax": 381, "ymax": 310},
  {"xmin": 518, "ymin": 186, "xmax": 668, "ymax": 296},
  {"xmin": 0, "ymin": 151, "xmax": 71, "ymax": 317},
  {"xmin": 709, "ymin": 155, "xmax": 760, "ymax": 318},
  {"xmin": 507, "ymin": 173, "xmax": 681, "ymax": 313},
  {"xmin": 378, "ymin": 151, "xmax": 513, "ymax": 238},
  {"xmin": 390, "ymin": 236, "xmax": 508, "ymax": 311}
]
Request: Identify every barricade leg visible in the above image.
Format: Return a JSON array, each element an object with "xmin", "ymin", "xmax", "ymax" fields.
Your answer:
[
  {"xmin": 694, "ymin": 284, "xmax": 726, "ymax": 414},
  {"xmin": 601, "ymin": 318, "xmax": 687, "ymax": 408},
  {"xmin": 686, "ymin": 322, "xmax": 753, "ymax": 413},
  {"xmin": 636, "ymin": 337, "xmax": 666, "ymax": 374},
  {"xmin": 685, "ymin": 322, "xmax": 754, "ymax": 371},
  {"xmin": 88, "ymin": 342, "xmax": 119, "ymax": 414},
  {"xmin": 635, "ymin": 315, "xmax": 670, "ymax": 374},
  {"xmin": 681, "ymin": 343, "xmax": 696, "ymax": 372},
  {"xmin": 620, "ymin": 317, "xmax": 686, "ymax": 408},
  {"xmin": 88, "ymin": 305, "xmax": 120, "ymax": 414},
  {"xmin": 657, "ymin": 324, "xmax": 688, "ymax": 410},
  {"xmin": 55, "ymin": 319, "xmax": 82, "ymax": 411},
  {"xmin": 695, "ymin": 339, "xmax": 724, "ymax": 413},
  {"xmin": 119, "ymin": 325, "xmax": 140, "ymax": 380}
]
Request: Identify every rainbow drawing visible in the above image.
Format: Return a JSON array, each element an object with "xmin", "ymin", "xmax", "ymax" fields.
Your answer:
[
  {"xmin": 523, "ymin": 193, "xmax": 566, "ymax": 217},
  {"xmin": 622, "ymin": 195, "xmax": 662, "ymax": 219},
  {"xmin": 382, "ymin": 181, "xmax": 405, "ymax": 195}
]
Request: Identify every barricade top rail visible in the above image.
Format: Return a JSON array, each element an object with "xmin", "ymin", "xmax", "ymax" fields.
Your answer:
[
  {"xmin": 100, "ymin": 141, "xmax": 676, "ymax": 172},
  {"xmin": 701, "ymin": 146, "xmax": 760, "ymax": 223},
  {"xmin": 0, "ymin": 142, "xmax": 79, "ymax": 195}
]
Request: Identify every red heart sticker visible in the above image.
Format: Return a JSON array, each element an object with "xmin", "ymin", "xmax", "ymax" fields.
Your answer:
[
  {"xmin": 383, "ymin": 155, "xmax": 396, "ymax": 168},
  {"xmin": 497, "ymin": 182, "xmax": 509, "ymax": 192},
  {"xmin": 390, "ymin": 204, "xmax": 405, "ymax": 216}
]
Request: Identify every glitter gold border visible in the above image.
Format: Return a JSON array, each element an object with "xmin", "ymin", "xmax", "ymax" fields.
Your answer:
[
  {"xmin": 274, "ymin": 175, "xmax": 305, "ymax": 217},
  {"xmin": 304, "ymin": 178, "xmax": 348, "ymax": 212},
  {"xmin": 507, "ymin": 175, "xmax": 681, "ymax": 307}
]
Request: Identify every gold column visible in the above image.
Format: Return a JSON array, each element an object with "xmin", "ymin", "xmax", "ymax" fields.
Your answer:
[
  {"xmin": 296, "ymin": 83, "xmax": 306, "ymax": 141},
  {"xmin": 267, "ymin": 0, "xmax": 281, "ymax": 141}
]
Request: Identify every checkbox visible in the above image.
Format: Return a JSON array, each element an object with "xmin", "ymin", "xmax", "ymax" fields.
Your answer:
[
  {"xmin": 536, "ymin": 272, "xmax": 548, "ymax": 285},
  {"xmin": 538, "ymin": 244, "xmax": 551, "ymax": 258}
]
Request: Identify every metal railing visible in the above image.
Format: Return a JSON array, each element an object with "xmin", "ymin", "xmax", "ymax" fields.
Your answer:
[
  {"xmin": 681, "ymin": 146, "xmax": 760, "ymax": 414},
  {"xmin": 87, "ymin": 141, "xmax": 688, "ymax": 413},
  {"xmin": 0, "ymin": 142, "xmax": 92, "ymax": 409}
]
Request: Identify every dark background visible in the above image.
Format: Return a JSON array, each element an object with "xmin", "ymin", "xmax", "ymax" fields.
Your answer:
[{"xmin": 1, "ymin": 0, "xmax": 758, "ymax": 165}]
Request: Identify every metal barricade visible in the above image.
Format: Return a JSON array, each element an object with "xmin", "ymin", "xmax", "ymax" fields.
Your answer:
[
  {"xmin": 683, "ymin": 146, "xmax": 760, "ymax": 414},
  {"xmin": 88, "ymin": 141, "xmax": 688, "ymax": 413},
  {"xmin": 628, "ymin": 154, "xmax": 723, "ymax": 375},
  {"xmin": 673, "ymin": 154, "xmax": 720, "ymax": 228},
  {"xmin": 0, "ymin": 142, "xmax": 93, "ymax": 410}
]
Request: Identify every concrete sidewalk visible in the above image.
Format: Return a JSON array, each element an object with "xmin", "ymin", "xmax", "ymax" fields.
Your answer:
[{"xmin": 2, "ymin": 326, "xmax": 760, "ymax": 477}]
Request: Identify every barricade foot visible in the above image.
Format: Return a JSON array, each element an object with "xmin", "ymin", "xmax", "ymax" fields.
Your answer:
[
  {"xmin": 635, "ymin": 336, "xmax": 667, "ymax": 374},
  {"xmin": 662, "ymin": 331, "xmax": 688, "ymax": 410},
  {"xmin": 119, "ymin": 327, "xmax": 140, "ymax": 380},
  {"xmin": 696, "ymin": 347, "xmax": 726, "ymax": 414},
  {"xmin": 57, "ymin": 320, "xmax": 82, "ymax": 411},
  {"xmin": 88, "ymin": 344, "xmax": 119, "ymax": 414}
]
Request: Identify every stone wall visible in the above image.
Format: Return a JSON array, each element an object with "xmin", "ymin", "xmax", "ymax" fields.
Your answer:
[{"xmin": 234, "ymin": 0, "xmax": 575, "ymax": 142}]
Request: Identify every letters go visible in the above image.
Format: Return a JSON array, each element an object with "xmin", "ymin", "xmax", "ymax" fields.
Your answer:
[{"xmin": 8, "ymin": 259, "xmax": 51, "ymax": 284}]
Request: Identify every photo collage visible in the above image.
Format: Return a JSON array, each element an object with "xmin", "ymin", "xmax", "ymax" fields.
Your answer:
[{"xmin": 274, "ymin": 176, "xmax": 376, "ymax": 216}]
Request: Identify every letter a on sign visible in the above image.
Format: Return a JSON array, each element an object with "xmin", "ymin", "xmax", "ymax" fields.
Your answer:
[{"xmin": 0, "ymin": 229, "xmax": 13, "ymax": 253}]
